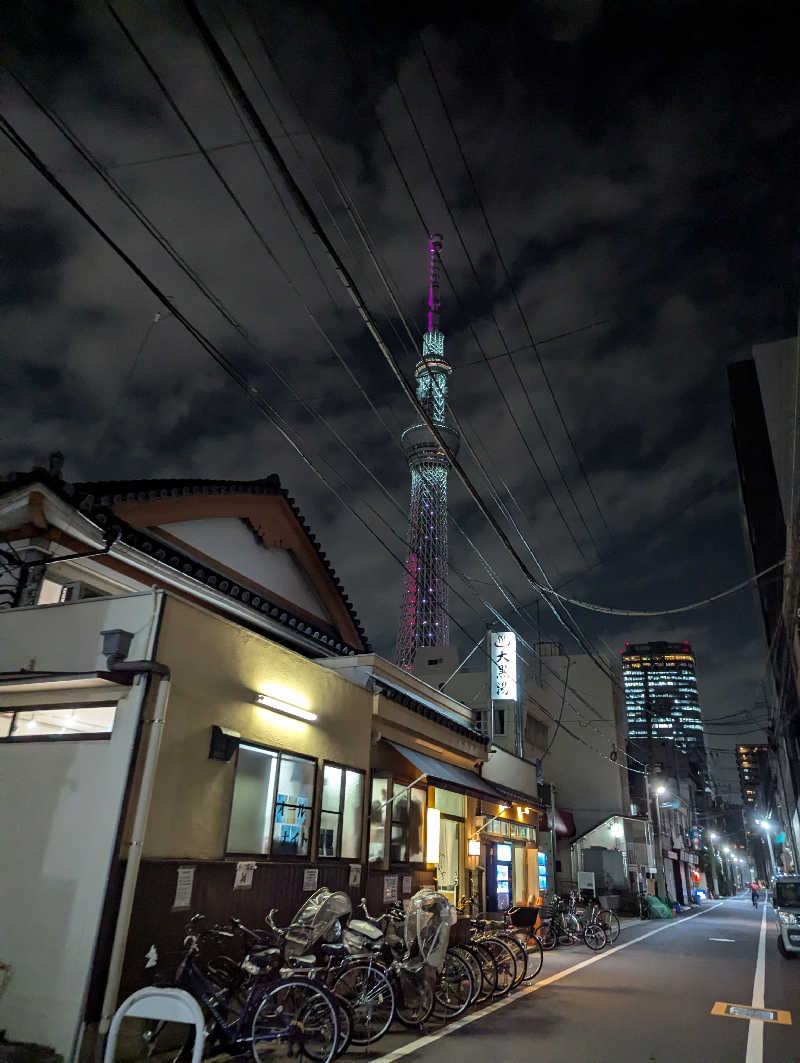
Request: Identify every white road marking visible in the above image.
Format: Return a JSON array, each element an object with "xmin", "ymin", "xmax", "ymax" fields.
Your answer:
[
  {"xmin": 370, "ymin": 902, "xmax": 724, "ymax": 1063},
  {"xmin": 708, "ymin": 937, "xmax": 736, "ymax": 942},
  {"xmin": 745, "ymin": 901, "xmax": 768, "ymax": 1063}
]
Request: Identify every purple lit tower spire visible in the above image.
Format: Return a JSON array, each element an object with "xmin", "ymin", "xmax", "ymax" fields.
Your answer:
[{"xmin": 396, "ymin": 234, "xmax": 460, "ymax": 671}]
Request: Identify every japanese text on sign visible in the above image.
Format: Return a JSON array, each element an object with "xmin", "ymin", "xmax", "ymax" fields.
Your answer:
[{"xmin": 490, "ymin": 631, "xmax": 517, "ymax": 701}]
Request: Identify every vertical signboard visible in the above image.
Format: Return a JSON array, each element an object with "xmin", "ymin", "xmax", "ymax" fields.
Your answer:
[{"xmin": 489, "ymin": 631, "xmax": 517, "ymax": 701}]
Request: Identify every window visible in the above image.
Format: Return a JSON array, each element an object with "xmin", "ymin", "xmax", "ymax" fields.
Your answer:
[
  {"xmin": 368, "ymin": 775, "xmax": 426, "ymax": 866},
  {"xmin": 227, "ymin": 743, "xmax": 316, "ymax": 857},
  {"xmin": 318, "ymin": 763, "xmax": 364, "ymax": 859},
  {"xmin": 0, "ymin": 703, "xmax": 116, "ymax": 741},
  {"xmin": 494, "ymin": 709, "xmax": 506, "ymax": 736}
]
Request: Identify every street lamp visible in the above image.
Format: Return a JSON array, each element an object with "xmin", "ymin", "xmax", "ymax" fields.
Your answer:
[
  {"xmin": 757, "ymin": 820, "xmax": 778, "ymax": 879},
  {"xmin": 645, "ymin": 772, "xmax": 668, "ymax": 899}
]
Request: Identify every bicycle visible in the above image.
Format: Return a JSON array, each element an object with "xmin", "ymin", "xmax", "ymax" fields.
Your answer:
[
  {"xmin": 141, "ymin": 914, "xmax": 340, "ymax": 1063},
  {"xmin": 564, "ymin": 892, "xmax": 608, "ymax": 951}
]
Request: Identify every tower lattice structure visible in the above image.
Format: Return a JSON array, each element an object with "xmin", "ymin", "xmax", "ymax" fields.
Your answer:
[{"xmin": 396, "ymin": 234, "xmax": 460, "ymax": 670}]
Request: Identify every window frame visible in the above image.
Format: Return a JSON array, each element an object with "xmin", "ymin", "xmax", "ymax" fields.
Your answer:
[
  {"xmin": 317, "ymin": 760, "xmax": 365, "ymax": 861},
  {"xmin": 225, "ymin": 738, "xmax": 318, "ymax": 861},
  {"xmin": 0, "ymin": 701, "xmax": 117, "ymax": 743},
  {"xmin": 367, "ymin": 774, "xmax": 427, "ymax": 869}
]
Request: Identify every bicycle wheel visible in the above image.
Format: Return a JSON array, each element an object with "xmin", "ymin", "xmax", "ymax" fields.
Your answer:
[
  {"xmin": 582, "ymin": 924, "xmax": 606, "ymax": 952},
  {"xmin": 501, "ymin": 935, "xmax": 527, "ymax": 988},
  {"xmin": 331, "ymin": 960, "xmax": 395, "ymax": 1046},
  {"xmin": 597, "ymin": 910, "xmax": 620, "ymax": 943},
  {"xmin": 469, "ymin": 942, "xmax": 497, "ymax": 1003},
  {"xmin": 251, "ymin": 978, "xmax": 339, "ymax": 1063},
  {"xmin": 433, "ymin": 951, "xmax": 473, "ymax": 1019},
  {"xmin": 520, "ymin": 934, "xmax": 544, "ymax": 981},
  {"xmin": 448, "ymin": 945, "xmax": 482, "ymax": 1005},
  {"xmin": 480, "ymin": 937, "xmax": 517, "ymax": 998},
  {"xmin": 392, "ymin": 966, "xmax": 435, "ymax": 1028},
  {"xmin": 333, "ymin": 997, "xmax": 353, "ymax": 1058},
  {"xmin": 538, "ymin": 921, "xmax": 557, "ymax": 951}
]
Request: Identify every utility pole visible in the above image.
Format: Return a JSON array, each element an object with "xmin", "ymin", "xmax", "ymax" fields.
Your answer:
[{"xmin": 645, "ymin": 768, "xmax": 667, "ymax": 899}]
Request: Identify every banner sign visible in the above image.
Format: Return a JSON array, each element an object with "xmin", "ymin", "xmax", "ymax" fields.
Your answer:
[{"xmin": 489, "ymin": 631, "xmax": 517, "ymax": 701}]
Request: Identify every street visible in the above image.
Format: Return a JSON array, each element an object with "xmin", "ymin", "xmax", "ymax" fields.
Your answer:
[{"xmin": 359, "ymin": 896, "xmax": 797, "ymax": 1063}]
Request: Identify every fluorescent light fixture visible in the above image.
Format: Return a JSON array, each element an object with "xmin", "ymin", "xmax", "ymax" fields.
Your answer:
[
  {"xmin": 255, "ymin": 692, "xmax": 317, "ymax": 722},
  {"xmin": 426, "ymin": 807, "xmax": 441, "ymax": 864},
  {"xmin": 468, "ymin": 838, "xmax": 481, "ymax": 857}
]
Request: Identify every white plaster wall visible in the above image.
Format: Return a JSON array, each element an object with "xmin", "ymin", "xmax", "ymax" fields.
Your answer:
[
  {"xmin": 160, "ymin": 518, "xmax": 333, "ymax": 623},
  {"xmin": 0, "ymin": 593, "xmax": 160, "ymax": 1059}
]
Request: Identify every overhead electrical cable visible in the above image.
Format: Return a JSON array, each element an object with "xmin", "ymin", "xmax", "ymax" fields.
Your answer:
[
  {"xmin": 0, "ymin": 118, "xmax": 660, "ymax": 785},
  {"xmin": 103, "ymin": 1, "xmax": 400, "ymax": 450},
  {"xmin": 416, "ymin": 30, "xmax": 612, "ymax": 542},
  {"xmin": 384, "ymin": 52, "xmax": 602, "ymax": 558}
]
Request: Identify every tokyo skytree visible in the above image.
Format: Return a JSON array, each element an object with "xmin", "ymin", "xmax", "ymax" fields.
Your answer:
[{"xmin": 396, "ymin": 234, "xmax": 460, "ymax": 670}]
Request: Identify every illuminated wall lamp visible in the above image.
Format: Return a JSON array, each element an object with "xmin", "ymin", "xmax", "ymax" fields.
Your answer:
[
  {"xmin": 426, "ymin": 807, "xmax": 441, "ymax": 864},
  {"xmin": 468, "ymin": 838, "xmax": 481, "ymax": 857},
  {"xmin": 255, "ymin": 693, "xmax": 317, "ymax": 722}
]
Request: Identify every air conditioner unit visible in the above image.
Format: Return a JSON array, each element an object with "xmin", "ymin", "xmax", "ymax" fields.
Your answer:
[{"xmin": 60, "ymin": 581, "xmax": 102, "ymax": 603}]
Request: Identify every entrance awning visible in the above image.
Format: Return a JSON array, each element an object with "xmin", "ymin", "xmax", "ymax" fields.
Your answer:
[{"xmin": 383, "ymin": 739, "xmax": 509, "ymax": 804}]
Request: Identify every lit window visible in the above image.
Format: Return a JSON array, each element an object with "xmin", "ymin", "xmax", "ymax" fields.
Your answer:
[
  {"xmin": 318, "ymin": 763, "xmax": 364, "ymax": 860},
  {"xmin": 0, "ymin": 703, "xmax": 116, "ymax": 740},
  {"xmin": 227, "ymin": 743, "xmax": 316, "ymax": 857}
]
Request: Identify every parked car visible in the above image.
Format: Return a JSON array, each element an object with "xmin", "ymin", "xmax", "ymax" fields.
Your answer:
[{"xmin": 772, "ymin": 876, "xmax": 800, "ymax": 958}]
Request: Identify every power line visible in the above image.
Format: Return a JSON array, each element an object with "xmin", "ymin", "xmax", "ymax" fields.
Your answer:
[
  {"xmin": 545, "ymin": 558, "xmax": 785, "ymax": 616},
  {"xmin": 416, "ymin": 30, "xmax": 612, "ymax": 543}
]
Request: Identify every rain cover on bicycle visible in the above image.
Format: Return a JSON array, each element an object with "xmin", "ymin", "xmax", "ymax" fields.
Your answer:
[
  {"xmin": 403, "ymin": 888, "xmax": 453, "ymax": 971},
  {"xmin": 284, "ymin": 887, "xmax": 353, "ymax": 959}
]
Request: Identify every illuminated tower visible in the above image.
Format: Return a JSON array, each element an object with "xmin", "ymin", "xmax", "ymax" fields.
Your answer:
[{"xmin": 396, "ymin": 234, "xmax": 460, "ymax": 671}]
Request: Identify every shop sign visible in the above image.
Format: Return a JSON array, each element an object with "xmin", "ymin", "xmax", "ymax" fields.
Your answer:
[{"xmin": 489, "ymin": 631, "xmax": 517, "ymax": 701}]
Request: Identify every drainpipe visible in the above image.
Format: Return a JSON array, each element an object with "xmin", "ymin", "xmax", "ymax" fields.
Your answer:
[{"xmin": 97, "ymin": 660, "xmax": 171, "ymax": 1039}]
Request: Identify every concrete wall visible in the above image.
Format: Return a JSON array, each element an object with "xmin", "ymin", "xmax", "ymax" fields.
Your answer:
[
  {"xmin": 161, "ymin": 518, "xmax": 332, "ymax": 623},
  {"xmin": 0, "ymin": 592, "xmax": 160, "ymax": 1059},
  {"xmin": 142, "ymin": 595, "xmax": 374, "ymax": 860},
  {"xmin": 530, "ymin": 653, "xmax": 628, "ymax": 837}
]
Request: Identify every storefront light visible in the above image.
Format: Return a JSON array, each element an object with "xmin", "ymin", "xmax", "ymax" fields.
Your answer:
[
  {"xmin": 426, "ymin": 807, "xmax": 441, "ymax": 864},
  {"xmin": 255, "ymin": 692, "xmax": 317, "ymax": 722},
  {"xmin": 468, "ymin": 838, "xmax": 481, "ymax": 857}
]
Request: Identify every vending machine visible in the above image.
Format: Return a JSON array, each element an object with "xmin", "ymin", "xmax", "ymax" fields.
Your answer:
[{"xmin": 487, "ymin": 842, "xmax": 514, "ymax": 911}]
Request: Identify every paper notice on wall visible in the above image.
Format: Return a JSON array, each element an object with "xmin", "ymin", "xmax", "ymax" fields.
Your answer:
[
  {"xmin": 349, "ymin": 864, "xmax": 362, "ymax": 887},
  {"xmin": 173, "ymin": 866, "xmax": 195, "ymax": 910},
  {"xmin": 303, "ymin": 868, "xmax": 319, "ymax": 892},
  {"xmin": 383, "ymin": 875, "xmax": 398, "ymax": 903},
  {"xmin": 234, "ymin": 861, "xmax": 257, "ymax": 890},
  {"xmin": 402, "ymin": 875, "xmax": 412, "ymax": 895}
]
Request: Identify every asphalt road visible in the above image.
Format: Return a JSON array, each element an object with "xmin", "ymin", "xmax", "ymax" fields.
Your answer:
[{"xmin": 353, "ymin": 895, "xmax": 798, "ymax": 1063}]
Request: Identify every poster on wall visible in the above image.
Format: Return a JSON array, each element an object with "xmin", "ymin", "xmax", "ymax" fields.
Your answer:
[
  {"xmin": 234, "ymin": 862, "xmax": 257, "ymax": 890},
  {"xmin": 349, "ymin": 864, "xmax": 362, "ymax": 887},
  {"xmin": 383, "ymin": 875, "xmax": 398, "ymax": 903},
  {"xmin": 172, "ymin": 866, "xmax": 195, "ymax": 910},
  {"xmin": 303, "ymin": 868, "xmax": 319, "ymax": 892},
  {"xmin": 489, "ymin": 631, "xmax": 517, "ymax": 701},
  {"xmin": 402, "ymin": 875, "xmax": 412, "ymax": 895},
  {"xmin": 577, "ymin": 871, "xmax": 596, "ymax": 895}
]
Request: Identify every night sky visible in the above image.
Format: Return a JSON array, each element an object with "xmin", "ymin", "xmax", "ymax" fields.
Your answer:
[{"xmin": 4, "ymin": 0, "xmax": 799, "ymax": 797}]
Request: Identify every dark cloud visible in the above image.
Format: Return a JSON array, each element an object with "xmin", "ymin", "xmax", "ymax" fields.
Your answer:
[{"xmin": 4, "ymin": 0, "xmax": 799, "ymax": 780}]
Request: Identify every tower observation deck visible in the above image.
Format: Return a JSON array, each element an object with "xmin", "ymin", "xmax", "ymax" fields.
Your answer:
[{"xmin": 396, "ymin": 234, "xmax": 460, "ymax": 671}]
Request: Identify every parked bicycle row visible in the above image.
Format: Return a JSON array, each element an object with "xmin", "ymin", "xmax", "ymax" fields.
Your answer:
[{"xmin": 138, "ymin": 886, "xmax": 621, "ymax": 1062}]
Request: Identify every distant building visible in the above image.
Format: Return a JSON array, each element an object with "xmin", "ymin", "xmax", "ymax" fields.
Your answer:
[
  {"xmin": 621, "ymin": 641, "xmax": 708, "ymax": 776},
  {"xmin": 728, "ymin": 343, "xmax": 800, "ymax": 871},
  {"xmin": 735, "ymin": 744, "xmax": 769, "ymax": 807}
]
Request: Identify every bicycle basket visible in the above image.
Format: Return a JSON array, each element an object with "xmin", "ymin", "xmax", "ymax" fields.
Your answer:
[
  {"xmin": 404, "ymin": 888, "xmax": 453, "ymax": 971},
  {"xmin": 507, "ymin": 906, "xmax": 538, "ymax": 929},
  {"xmin": 448, "ymin": 916, "xmax": 474, "ymax": 947},
  {"xmin": 284, "ymin": 887, "xmax": 353, "ymax": 959}
]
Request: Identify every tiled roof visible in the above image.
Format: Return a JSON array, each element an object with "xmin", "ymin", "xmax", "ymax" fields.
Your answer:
[
  {"xmin": 374, "ymin": 678, "xmax": 487, "ymax": 745},
  {"xmin": 1, "ymin": 469, "xmax": 369, "ymax": 655}
]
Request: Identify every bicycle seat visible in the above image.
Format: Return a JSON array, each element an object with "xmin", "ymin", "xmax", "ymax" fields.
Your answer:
[
  {"xmin": 320, "ymin": 942, "xmax": 347, "ymax": 956},
  {"xmin": 289, "ymin": 955, "xmax": 317, "ymax": 968},
  {"xmin": 246, "ymin": 948, "xmax": 281, "ymax": 966}
]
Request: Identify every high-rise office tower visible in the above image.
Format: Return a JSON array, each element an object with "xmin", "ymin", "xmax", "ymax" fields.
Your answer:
[
  {"xmin": 621, "ymin": 641, "xmax": 708, "ymax": 774},
  {"xmin": 735, "ymin": 744, "xmax": 769, "ymax": 807}
]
